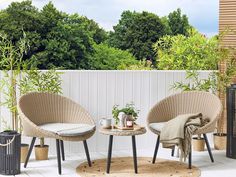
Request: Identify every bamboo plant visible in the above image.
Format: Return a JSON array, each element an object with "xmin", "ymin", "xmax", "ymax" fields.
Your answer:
[
  {"xmin": 216, "ymin": 50, "xmax": 236, "ymax": 135},
  {"xmin": 0, "ymin": 33, "xmax": 29, "ymax": 131}
]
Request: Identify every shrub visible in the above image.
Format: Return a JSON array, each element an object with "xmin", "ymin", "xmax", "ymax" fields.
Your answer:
[
  {"xmin": 155, "ymin": 30, "xmax": 220, "ymax": 70},
  {"xmin": 88, "ymin": 43, "xmax": 138, "ymax": 70}
]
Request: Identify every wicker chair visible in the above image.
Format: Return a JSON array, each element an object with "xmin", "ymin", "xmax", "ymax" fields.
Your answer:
[
  {"xmin": 17, "ymin": 92, "xmax": 96, "ymax": 175},
  {"xmin": 147, "ymin": 91, "xmax": 222, "ymax": 169}
]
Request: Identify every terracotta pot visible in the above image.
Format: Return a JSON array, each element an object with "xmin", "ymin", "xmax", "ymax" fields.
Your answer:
[
  {"xmin": 192, "ymin": 137, "xmax": 205, "ymax": 151},
  {"xmin": 21, "ymin": 144, "xmax": 29, "ymax": 163},
  {"xmin": 35, "ymin": 145, "xmax": 49, "ymax": 160},
  {"xmin": 214, "ymin": 133, "xmax": 227, "ymax": 150}
]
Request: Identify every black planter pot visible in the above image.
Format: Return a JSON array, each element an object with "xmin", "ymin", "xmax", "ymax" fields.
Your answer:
[
  {"xmin": 0, "ymin": 130, "xmax": 21, "ymax": 175},
  {"xmin": 227, "ymin": 84, "xmax": 236, "ymax": 158}
]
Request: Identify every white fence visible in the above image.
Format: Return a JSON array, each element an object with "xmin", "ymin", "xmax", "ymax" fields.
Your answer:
[{"xmin": 0, "ymin": 70, "xmax": 212, "ymax": 155}]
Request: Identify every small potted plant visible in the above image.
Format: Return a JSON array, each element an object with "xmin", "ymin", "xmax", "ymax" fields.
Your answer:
[
  {"xmin": 112, "ymin": 102, "xmax": 139, "ymax": 128},
  {"xmin": 192, "ymin": 134, "xmax": 205, "ymax": 151},
  {"xmin": 34, "ymin": 138, "xmax": 49, "ymax": 160}
]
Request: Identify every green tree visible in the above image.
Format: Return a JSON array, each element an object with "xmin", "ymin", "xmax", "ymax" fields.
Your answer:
[
  {"xmin": 168, "ymin": 8, "xmax": 191, "ymax": 36},
  {"xmin": 0, "ymin": 0, "xmax": 42, "ymax": 59},
  {"xmin": 108, "ymin": 11, "xmax": 166, "ymax": 60},
  {"xmin": 39, "ymin": 1, "xmax": 65, "ymax": 36},
  {"xmin": 0, "ymin": 0, "xmax": 107, "ymax": 69},
  {"xmin": 79, "ymin": 16, "xmax": 108, "ymax": 44},
  {"xmin": 32, "ymin": 18, "xmax": 94, "ymax": 69},
  {"xmin": 161, "ymin": 17, "xmax": 172, "ymax": 35},
  {"xmin": 155, "ymin": 29, "xmax": 220, "ymax": 70},
  {"xmin": 88, "ymin": 43, "xmax": 138, "ymax": 70}
]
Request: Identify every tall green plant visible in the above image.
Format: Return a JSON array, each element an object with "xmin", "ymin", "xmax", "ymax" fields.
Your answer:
[{"xmin": 0, "ymin": 33, "xmax": 29, "ymax": 131}]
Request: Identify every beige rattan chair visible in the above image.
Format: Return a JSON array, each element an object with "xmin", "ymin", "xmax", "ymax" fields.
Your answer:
[
  {"xmin": 147, "ymin": 91, "xmax": 222, "ymax": 168},
  {"xmin": 17, "ymin": 92, "xmax": 96, "ymax": 175}
]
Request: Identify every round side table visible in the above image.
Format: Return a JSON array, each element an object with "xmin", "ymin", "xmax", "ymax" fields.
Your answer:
[{"xmin": 99, "ymin": 127, "xmax": 146, "ymax": 174}]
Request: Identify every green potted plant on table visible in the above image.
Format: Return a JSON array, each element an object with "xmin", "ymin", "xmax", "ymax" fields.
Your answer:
[
  {"xmin": 20, "ymin": 69, "xmax": 62, "ymax": 160},
  {"xmin": 112, "ymin": 103, "xmax": 139, "ymax": 128}
]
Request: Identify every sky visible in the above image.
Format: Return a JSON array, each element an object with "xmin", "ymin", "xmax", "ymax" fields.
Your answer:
[{"xmin": 0, "ymin": 0, "xmax": 219, "ymax": 37}]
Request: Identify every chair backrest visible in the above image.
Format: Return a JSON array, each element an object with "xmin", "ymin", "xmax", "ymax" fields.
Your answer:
[
  {"xmin": 147, "ymin": 91, "xmax": 222, "ymax": 124},
  {"xmin": 18, "ymin": 92, "xmax": 94, "ymax": 126}
]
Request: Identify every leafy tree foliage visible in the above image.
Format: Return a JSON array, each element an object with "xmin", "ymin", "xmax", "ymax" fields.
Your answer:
[
  {"xmin": 0, "ymin": 1, "xmax": 194, "ymax": 70},
  {"xmin": 108, "ymin": 11, "xmax": 166, "ymax": 61},
  {"xmin": 0, "ymin": 0, "xmax": 107, "ymax": 69},
  {"xmin": 108, "ymin": 9, "xmax": 191, "ymax": 61},
  {"xmin": 167, "ymin": 8, "xmax": 191, "ymax": 36},
  {"xmin": 122, "ymin": 60, "xmax": 153, "ymax": 70},
  {"xmin": 88, "ymin": 43, "xmax": 137, "ymax": 70},
  {"xmin": 154, "ymin": 30, "xmax": 220, "ymax": 70}
]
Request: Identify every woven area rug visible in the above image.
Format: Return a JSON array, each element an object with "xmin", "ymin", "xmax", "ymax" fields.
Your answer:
[{"xmin": 76, "ymin": 157, "xmax": 201, "ymax": 177}]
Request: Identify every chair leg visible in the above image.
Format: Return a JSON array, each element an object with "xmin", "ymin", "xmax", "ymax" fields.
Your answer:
[
  {"xmin": 56, "ymin": 139, "xmax": 62, "ymax": 175},
  {"xmin": 171, "ymin": 146, "xmax": 175, "ymax": 157},
  {"xmin": 24, "ymin": 137, "xmax": 36, "ymax": 168},
  {"xmin": 152, "ymin": 135, "xmax": 160, "ymax": 164},
  {"xmin": 203, "ymin": 134, "xmax": 214, "ymax": 162},
  {"xmin": 188, "ymin": 144, "xmax": 192, "ymax": 169},
  {"xmin": 60, "ymin": 140, "xmax": 65, "ymax": 161},
  {"xmin": 83, "ymin": 140, "xmax": 92, "ymax": 167}
]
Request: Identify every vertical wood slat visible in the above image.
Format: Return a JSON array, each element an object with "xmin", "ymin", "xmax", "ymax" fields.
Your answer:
[
  {"xmin": 0, "ymin": 70, "xmax": 212, "ymax": 154},
  {"xmin": 219, "ymin": 0, "xmax": 236, "ymax": 47},
  {"xmin": 219, "ymin": 0, "xmax": 236, "ymax": 133}
]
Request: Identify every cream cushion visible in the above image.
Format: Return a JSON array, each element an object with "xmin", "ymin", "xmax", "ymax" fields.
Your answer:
[
  {"xmin": 149, "ymin": 122, "xmax": 165, "ymax": 134},
  {"xmin": 39, "ymin": 123, "xmax": 96, "ymax": 137}
]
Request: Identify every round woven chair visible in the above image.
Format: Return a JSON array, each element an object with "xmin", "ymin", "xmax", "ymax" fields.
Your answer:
[
  {"xmin": 147, "ymin": 91, "xmax": 222, "ymax": 168},
  {"xmin": 17, "ymin": 92, "xmax": 96, "ymax": 175}
]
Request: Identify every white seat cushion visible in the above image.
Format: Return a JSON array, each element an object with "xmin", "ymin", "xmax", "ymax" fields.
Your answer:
[
  {"xmin": 149, "ymin": 123, "xmax": 165, "ymax": 134},
  {"xmin": 39, "ymin": 123, "xmax": 95, "ymax": 136}
]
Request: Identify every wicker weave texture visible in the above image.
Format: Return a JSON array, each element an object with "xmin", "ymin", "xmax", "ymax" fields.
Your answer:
[
  {"xmin": 147, "ymin": 91, "xmax": 223, "ymax": 135},
  {"xmin": 17, "ymin": 92, "xmax": 95, "ymax": 141}
]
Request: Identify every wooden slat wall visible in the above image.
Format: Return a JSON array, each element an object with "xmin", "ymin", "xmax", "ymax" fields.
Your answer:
[
  {"xmin": 219, "ymin": 0, "xmax": 236, "ymax": 133},
  {"xmin": 220, "ymin": 0, "xmax": 236, "ymax": 48}
]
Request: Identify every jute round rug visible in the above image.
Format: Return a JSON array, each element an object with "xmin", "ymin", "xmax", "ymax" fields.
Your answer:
[{"xmin": 76, "ymin": 157, "xmax": 201, "ymax": 177}]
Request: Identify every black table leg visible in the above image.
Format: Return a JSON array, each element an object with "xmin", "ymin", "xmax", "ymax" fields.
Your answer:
[
  {"xmin": 132, "ymin": 135, "xmax": 138, "ymax": 174},
  {"xmin": 106, "ymin": 135, "xmax": 113, "ymax": 174}
]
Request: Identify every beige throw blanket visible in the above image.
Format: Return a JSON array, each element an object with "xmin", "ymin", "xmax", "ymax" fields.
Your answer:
[{"xmin": 160, "ymin": 113, "xmax": 204, "ymax": 161}]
